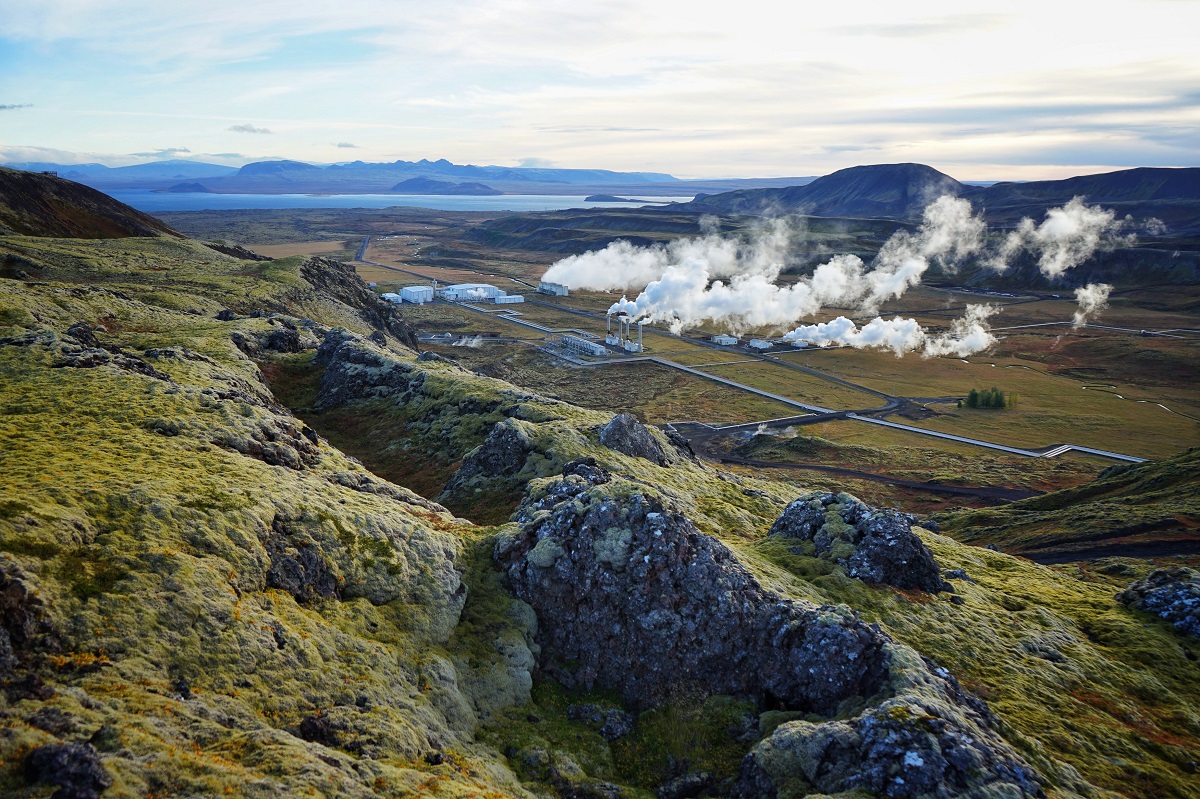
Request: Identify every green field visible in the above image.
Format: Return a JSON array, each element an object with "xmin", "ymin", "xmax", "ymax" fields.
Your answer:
[{"xmin": 695, "ymin": 360, "xmax": 884, "ymax": 410}]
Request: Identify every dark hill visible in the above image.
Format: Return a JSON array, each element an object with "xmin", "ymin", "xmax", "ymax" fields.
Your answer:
[
  {"xmin": 979, "ymin": 167, "xmax": 1200, "ymax": 206},
  {"xmin": 0, "ymin": 166, "xmax": 183, "ymax": 238},
  {"xmin": 389, "ymin": 177, "xmax": 502, "ymax": 195},
  {"xmin": 686, "ymin": 163, "xmax": 966, "ymax": 218}
]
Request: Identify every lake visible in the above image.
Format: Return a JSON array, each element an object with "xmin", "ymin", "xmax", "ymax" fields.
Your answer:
[{"xmin": 107, "ymin": 191, "xmax": 692, "ymax": 213}]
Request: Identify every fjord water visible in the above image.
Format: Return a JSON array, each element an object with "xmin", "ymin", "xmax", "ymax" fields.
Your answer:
[{"xmin": 107, "ymin": 190, "xmax": 689, "ymax": 212}]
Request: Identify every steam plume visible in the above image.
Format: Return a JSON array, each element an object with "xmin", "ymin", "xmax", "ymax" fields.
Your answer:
[
  {"xmin": 1072, "ymin": 283, "xmax": 1112, "ymax": 328},
  {"xmin": 991, "ymin": 197, "xmax": 1132, "ymax": 276},
  {"xmin": 782, "ymin": 304, "xmax": 999, "ymax": 358},
  {"xmin": 541, "ymin": 217, "xmax": 793, "ymax": 291},
  {"xmin": 603, "ymin": 196, "xmax": 984, "ymax": 333}
]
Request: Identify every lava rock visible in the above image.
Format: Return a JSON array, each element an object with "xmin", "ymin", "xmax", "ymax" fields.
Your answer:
[
  {"xmin": 263, "ymin": 513, "xmax": 341, "ymax": 603},
  {"xmin": 567, "ymin": 703, "xmax": 635, "ymax": 740},
  {"xmin": 497, "ymin": 478, "xmax": 890, "ymax": 713},
  {"xmin": 599, "ymin": 413, "xmax": 671, "ymax": 466},
  {"xmin": 442, "ymin": 418, "xmax": 535, "ymax": 496},
  {"xmin": 264, "ymin": 327, "xmax": 302, "ymax": 353},
  {"xmin": 1117, "ymin": 568, "xmax": 1200, "ymax": 638},
  {"xmin": 657, "ymin": 771, "xmax": 714, "ymax": 799},
  {"xmin": 770, "ymin": 492, "xmax": 942, "ymax": 592},
  {"xmin": 298, "ymin": 714, "xmax": 342, "ymax": 747},
  {"xmin": 24, "ymin": 743, "xmax": 112, "ymax": 799},
  {"xmin": 734, "ymin": 697, "xmax": 1045, "ymax": 799}
]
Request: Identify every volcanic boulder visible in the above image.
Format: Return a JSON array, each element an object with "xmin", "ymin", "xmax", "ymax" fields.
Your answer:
[
  {"xmin": 497, "ymin": 470, "xmax": 890, "ymax": 712},
  {"xmin": 770, "ymin": 492, "xmax": 943, "ymax": 592},
  {"xmin": 1117, "ymin": 567, "xmax": 1200, "ymax": 638},
  {"xmin": 598, "ymin": 413, "xmax": 672, "ymax": 466}
]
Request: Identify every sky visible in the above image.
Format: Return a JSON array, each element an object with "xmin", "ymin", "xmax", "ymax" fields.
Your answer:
[{"xmin": 1, "ymin": 0, "xmax": 1198, "ymax": 181}]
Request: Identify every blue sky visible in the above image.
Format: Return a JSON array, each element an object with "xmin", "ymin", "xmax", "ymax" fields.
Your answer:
[{"xmin": 0, "ymin": 0, "xmax": 1197, "ymax": 180}]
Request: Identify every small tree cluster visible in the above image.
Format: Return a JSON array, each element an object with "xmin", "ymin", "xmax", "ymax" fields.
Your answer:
[{"xmin": 959, "ymin": 387, "xmax": 1017, "ymax": 409}]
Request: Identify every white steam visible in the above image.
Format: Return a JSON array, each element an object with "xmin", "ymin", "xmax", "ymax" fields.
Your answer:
[
  {"xmin": 991, "ymin": 196, "xmax": 1132, "ymax": 277},
  {"xmin": 1072, "ymin": 283, "xmax": 1112, "ymax": 328},
  {"xmin": 604, "ymin": 196, "xmax": 984, "ymax": 334},
  {"xmin": 546, "ymin": 192, "xmax": 1131, "ymax": 359},
  {"xmin": 541, "ymin": 217, "xmax": 792, "ymax": 291},
  {"xmin": 782, "ymin": 304, "xmax": 999, "ymax": 358},
  {"xmin": 451, "ymin": 335, "xmax": 484, "ymax": 348}
]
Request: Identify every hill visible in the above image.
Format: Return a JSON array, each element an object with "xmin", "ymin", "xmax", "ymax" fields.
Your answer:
[
  {"xmin": 686, "ymin": 163, "xmax": 967, "ymax": 218},
  {"xmin": 0, "ymin": 166, "xmax": 183, "ymax": 239},
  {"xmin": 389, "ymin": 177, "xmax": 502, "ymax": 195}
]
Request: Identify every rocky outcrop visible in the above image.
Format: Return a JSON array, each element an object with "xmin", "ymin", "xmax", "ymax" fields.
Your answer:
[
  {"xmin": 598, "ymin": 413, "xmax": 671, "ymax": 465},
  {"xmin": 500, "ymin": 467, "xmax": 1042, "ymax": 798},
  {"xmin": 441, "ymin": 418, "xmax": 536, "ymax": 500},
  {"xmin": 1117, "ymin": 567, "xmax": 1200, "ymax": 638},
  {"xmin": 24, "ymin": 742, "xmax": 111, "ymax": 799},
  {"xmin": 314, "ymin": 334, "xmax": 426, "ymax": 410},
  {"xmin": 734, "ymin": 687, "xmax": 1045, "ymax": 799},
  {"xmin": 0, "ymin": 326, "xmax": 173, "ymax": 381},
  {"xmin": 299, "ymin": 257, "xmax": 420, "ymax": 351},
  {"xmin": 497, "ymin": 469, "xmax": 890, "ymax": 712},
  {"xmin": 263, "ymin": 513, "xmax": 342, "ymax": 603},
  {"xmin": 770, "ymin": 492, "xmax": 942, "ymax": 592}
]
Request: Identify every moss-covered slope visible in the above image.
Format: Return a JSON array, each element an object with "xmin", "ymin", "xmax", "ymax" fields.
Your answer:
[{"xmin": 0, "ymin": 233, "xmax": 1197, "ymax": 799}]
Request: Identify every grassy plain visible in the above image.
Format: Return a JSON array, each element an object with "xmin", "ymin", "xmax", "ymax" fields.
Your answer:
[
  {"xmin": 424, "ymin": 344, "xmax": 799, "ymax": 425},
  {"xmin": 244, "ymin": 239, "xmax": 355, "ymax": 259},
  {"xmin": 695, "ymin": 360, "xmax": 885, "ymax": 410}
]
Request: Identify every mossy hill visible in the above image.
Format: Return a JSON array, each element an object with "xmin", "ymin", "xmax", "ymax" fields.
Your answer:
[
  {"xmin": 1, "ymin": 181, "xmax": 1198, "ymax": 798},
  {"xmin": 0, "ymin": 167, "xmax": 183, "ymax": 239}
]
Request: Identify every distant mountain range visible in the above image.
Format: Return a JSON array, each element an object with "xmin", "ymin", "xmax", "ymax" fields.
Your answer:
[
  {"xmin": 0, "ymin": 157, "xmax": 815, "ymax": 197},
  {"xmin": 685, "ymin": 163, "xmax": 1200, "ymax": 234}
]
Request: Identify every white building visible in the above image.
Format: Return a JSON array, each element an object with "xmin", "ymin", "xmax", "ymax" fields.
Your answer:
[
  {"xmin": 561, "ymin": 334, "xmax": 607, "ymax": 357},
  {"xmin": 711, "ymin": 334, "xmax": 738, "ymax": 345},
  {"xmin": 437, "ymin": 283, "xmax": 504, "ymax": 302},
  {"xmin": 399, "ymin": 285, "xmax": 435, "ymax": 304},
  {"xmin": 495, "ymin": 294, "xmax": 524, "ymax": 304},
  {"xmin": 538, "ymin": 281, "xmax": 569, "ymax": 296},
  {"xmin": 748, "ymin": 338, "xmax": 774, "ymax": 350},
  {"xmin": 381, "ymin": 292, "xmax": 403, "ymax": 304}
]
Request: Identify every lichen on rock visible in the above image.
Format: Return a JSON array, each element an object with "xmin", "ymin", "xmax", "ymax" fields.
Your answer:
[
  {"xmin": 1117, "ymin": 567, "xmax": 1200, "ymax": 638},
  {"xmin": 498, "ymin": 468, "xmax": 891, "ymax": 713},
  {"xmin": 770, "ymin": 491, "xmax": 943, "ymax": 593}
]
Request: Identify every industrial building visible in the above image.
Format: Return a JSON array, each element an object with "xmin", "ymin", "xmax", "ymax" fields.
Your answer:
[
  {"xmin": 381, "ymin": 292, "xmax": 403, "ymax": 304},
  {"xmin": 561, "ymin": 334, "xmax": 607, "ymax": 357},
  {"xmin": 748, "ymin": 338, "xmax": 774, "ymax": 350},
  {"xmin": 495, "ymin": 294, "xmax": 525, "ymax": 304},
  {"xmin": 437, "ymin": 283, "xmax": 504, "ymax": 302},
  {"xmin": 399, "ymin": 285, "xmax": 435, "ymax": 304},
  {"xmin": 538, "ymin": 281, "xmax": 569, "ymax": 296},
  {"xmin": 711, "ymin": 334, "xmax": 738, "ymax": 345}
]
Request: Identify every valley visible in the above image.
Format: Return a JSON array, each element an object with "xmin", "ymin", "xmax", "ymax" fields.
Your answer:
[{"xmin": 2, "ymin": 166, "xmax": 1199, "ymax": 799}]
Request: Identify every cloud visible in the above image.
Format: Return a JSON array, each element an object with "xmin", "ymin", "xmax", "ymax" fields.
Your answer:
[
  {"xmin": 131, "ymin": 146, "xmax": 192, "ymax": 157},
  {"xmin": 228, "ymin": 123, "xmax": 272, "ymax": 134},
  {"xmin": 831, "ymin": 13, "xmax": 1013, "ymax": 38},
  {"xmin": 517, "ymin": 157, "xmax": 556, "ymax": 168},
  {"xmin": 1072, "ymin": 283, "xmax": 1112, "ymax": 327},
  {"xmin": 0, "ymin": 104, "xmax": 33, "ymax": 111},
  {"xmin": 335, "ymin": 142, "xmax": 357, "ymax": 148}
]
